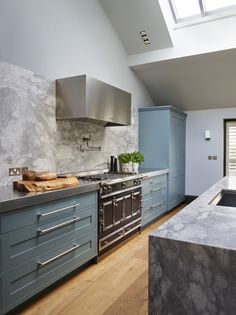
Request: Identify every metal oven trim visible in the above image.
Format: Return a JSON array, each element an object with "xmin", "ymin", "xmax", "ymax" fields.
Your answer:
[{"xmin": 99, "ymin": 218, "xmax": 141, "ymax": 251}]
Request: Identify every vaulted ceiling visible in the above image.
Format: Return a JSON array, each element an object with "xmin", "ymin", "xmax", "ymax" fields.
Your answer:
[
  {"xmin": 99, "ymin": 0, "xmax": 173, "ymax": 55},
  {"xmin": 131, "ymin": 48, "xmax": 236, "ymax": 111},
  {"xmin": 99, "ymin": 0, "xmax": 236, "ymax": 111}
]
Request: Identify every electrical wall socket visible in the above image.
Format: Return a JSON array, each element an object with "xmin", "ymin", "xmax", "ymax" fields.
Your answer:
[
  {"xmin": 9, "ymin": 166, "xmax": 29, "ymax": 176},
  {"xmin": 9, "ymin": 168, "xmax": 21, "ymax": 176}
]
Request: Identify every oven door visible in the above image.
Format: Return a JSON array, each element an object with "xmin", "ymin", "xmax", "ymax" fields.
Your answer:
[{"xmin": 99, "ymin": 187, "xmax": 141, "ymax": 238}]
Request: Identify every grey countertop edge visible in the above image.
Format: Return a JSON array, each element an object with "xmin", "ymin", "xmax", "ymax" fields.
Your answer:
[
  {"xmin": 0, "ymin": 168, "xmax": 168, "ymax": 214},
  {"xmin": 149, "ymin": 176, "xmax": 236, "ymax": 251},
  {"xmin": 0, "ymin": 182, "xmax": 99, "ymax": 214},
  {"xmin": 139, "ymin": 168, "xmax": 169, "ymax": 177}
]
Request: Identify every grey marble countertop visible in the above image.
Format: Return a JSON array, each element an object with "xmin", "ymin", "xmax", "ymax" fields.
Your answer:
[
  {"xmin": 0, "ymin": 181, "xmax": 99, "ymax": 214},
  {"xmin": 150, "ymin": 176, "xmax": 236, "ymax": 251},
  {"xmin": 0, "ymin": 167, "xmax": 168, "ymax": 214}
]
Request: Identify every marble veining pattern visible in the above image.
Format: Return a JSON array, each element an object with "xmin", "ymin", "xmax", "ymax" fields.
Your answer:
[
  {"xmin": 0, "ymin": 61, "xmax": 138, "ymax": 186},
  {"xmin": 0, "ymin": 61, "xmax": 56, "ymax": 186},
  {"xmin": 151, "ymin": 176, "xmax": 236, "ymax": 251},
  {"xmin": 149, "ymin": 237, "xmax": 236, "ymax": 315},
  {"xmin": 149, "ymin": 176, "xmax": 236, "ymax": 315}
]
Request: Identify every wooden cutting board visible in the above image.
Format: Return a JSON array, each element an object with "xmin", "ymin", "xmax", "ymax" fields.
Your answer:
[{"xmin": 14, "ymin": 176, "xmax": 79, "ymax": 192}]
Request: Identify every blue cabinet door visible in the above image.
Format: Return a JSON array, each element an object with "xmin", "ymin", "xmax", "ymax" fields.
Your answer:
[
  {"xmin": 139, "ymin": 106, "xmax": 186, "ymax": 211},
  {"xmin": 139, "ymin": 109, "xmax": 169, "ymax": 169}
]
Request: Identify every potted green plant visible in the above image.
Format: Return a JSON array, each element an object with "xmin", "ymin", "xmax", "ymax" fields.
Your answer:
[
  {"xmin": 131, "ymin": 151, "xmax": 144, "ymax": 174},
  {"xmin": 118, "ymin": 153, "xmax": 132, "ymax": 173}
]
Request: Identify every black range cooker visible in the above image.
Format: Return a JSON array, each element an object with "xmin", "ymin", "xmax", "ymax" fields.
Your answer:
[{"xmin": 80, "ymin": 173, "xmax": 142, "ymax": 256}]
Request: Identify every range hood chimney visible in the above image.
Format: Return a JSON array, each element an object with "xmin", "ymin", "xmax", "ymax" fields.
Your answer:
[{"xmin": 56, "ymin": 75, "xmax": 131, "ymax": 126}]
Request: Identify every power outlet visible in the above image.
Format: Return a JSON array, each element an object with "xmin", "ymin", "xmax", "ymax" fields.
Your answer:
[
  {"xmin": 9, "ymin": 168, "xmax": 21, "ymax": 176},
  {"xmin": 9, "ymin": 166, "xmax": 29, "ymax": 176}
]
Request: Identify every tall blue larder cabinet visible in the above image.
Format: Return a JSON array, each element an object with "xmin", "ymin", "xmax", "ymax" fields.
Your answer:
[{"xmin": 139, "ymin": 106, "xmax": 187, "ymax": 210}]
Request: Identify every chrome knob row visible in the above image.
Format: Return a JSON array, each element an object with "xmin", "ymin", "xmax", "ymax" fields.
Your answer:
[
  {"xmin": 103, "ymin": 185, "xmax": 112, "ymax": 193},
  {"xmin": 102, "ymin": 178, "xmax": 141, "ymax": 195}
]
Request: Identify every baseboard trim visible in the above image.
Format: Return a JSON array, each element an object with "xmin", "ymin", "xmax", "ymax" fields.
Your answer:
[{"xmin": 185, "ymin": 195, "xmax": 198, "ymax": 204}]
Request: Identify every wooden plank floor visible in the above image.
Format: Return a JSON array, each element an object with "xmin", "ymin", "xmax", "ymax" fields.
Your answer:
[{"xmin": 17, "ymin": 204, "xmax": 185, "ymax": 315}]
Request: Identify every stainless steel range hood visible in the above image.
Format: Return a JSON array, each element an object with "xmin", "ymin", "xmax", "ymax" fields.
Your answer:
[{"xmin": 56, "ymin": 75, "xmax": 131, "ymax": 126}]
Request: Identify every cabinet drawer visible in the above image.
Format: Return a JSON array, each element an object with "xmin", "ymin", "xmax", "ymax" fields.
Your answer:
[
  {"xmin": 142, "ymin": 174, "xmax": 167, "ymax": 187},
  {"xmin": 142, "ymin": 188, "xmax": 167, "ymax": 210},
  {"xmin": 142, "ymin": 175, "xmax": 167, "ymax": 196},
  {"xmin": 2, "ymin": 206, "xmax": 97, "ymax": 271},
  {"xmin": 0, "ymin": 192, "xmax": 97, "ymax": 234},
  {"xmin": 142, "ymin": 202, "xmax": 167, "ymax": 227},
  {"xmin": 2, "ymin": 231, "xmax": 97, "ymax": 312}
]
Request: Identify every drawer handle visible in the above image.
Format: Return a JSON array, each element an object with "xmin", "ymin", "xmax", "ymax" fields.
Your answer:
[
  {"xmin": 38, "ymin": 244, "xmax": 80, "ymax": 268},
  {"xmin": 150, "ymin": 188, "xmax": 162, "ymax": 193},
  {"xmin": 38, "ymin": 203, "xmax": 80, "ymax": 217},
  {"xmin": 148, "ymin": 201, "xmax": 164, "ymax": 211},
  {"xmin": 38, "ymin": 216, "xmax": 80, "ymax": 234}
]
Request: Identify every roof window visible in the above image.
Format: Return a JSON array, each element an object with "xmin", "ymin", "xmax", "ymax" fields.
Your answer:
[{"xmin": 169, "ymin": 0, "xmax": 236, "ymax": 23}]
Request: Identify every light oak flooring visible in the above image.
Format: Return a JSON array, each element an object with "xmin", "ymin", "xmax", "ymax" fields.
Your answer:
[{"xmin": 17, "ymin": 204, "xmax": 185, "ymax": 315}]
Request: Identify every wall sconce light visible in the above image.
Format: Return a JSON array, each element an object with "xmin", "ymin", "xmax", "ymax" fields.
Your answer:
[{"xmin": 205, "ymin": 130, "xmax": 211, "ymax": 141}]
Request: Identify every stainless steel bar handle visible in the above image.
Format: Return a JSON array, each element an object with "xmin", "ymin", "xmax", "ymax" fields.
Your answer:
[
  {"xmin": 150, "ymin": 201, "xmax": 164, "ymax": 209},
  {"xmin": 38, "ymin": 216, "xmax": 80, "ymax": 234},
  {"xmin": 150, "ymin": 188, "xmax": 162, "ymax": 193},
  {"xmin": 38, "ymin": 203, "xmax": 80, "ymax": 217},
  {"xmin": 38, "ymin": 244, "xmax": 80, "ymax": 268}
]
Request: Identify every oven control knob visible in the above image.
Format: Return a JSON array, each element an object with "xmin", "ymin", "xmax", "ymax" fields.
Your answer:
[
  {"xmin": 103, "ymin": 186, "xmax": 108, "ymax": 193},
  {"xmin": 122, "ymin": 182, "xmax": 126, "ymax": 189},
  {"xmin": 134, "ymin": 180, "xmax": 138, "ymax": 185},
  {"xmin": 107, "ymin": 185, "xmax": 112, "ymax": 193},
  {"xmin": 138, "ymin": 179, "xmax": 141, "ymax": 184}
]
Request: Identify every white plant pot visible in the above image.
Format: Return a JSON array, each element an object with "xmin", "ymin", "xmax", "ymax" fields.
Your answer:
[
  {"xmin": 121, "ymin": 162, "xmax": 132, "ymax": 174},
  {"xmin": 132, "ymin": 162, "xmax": 139, "ymax": 174}
]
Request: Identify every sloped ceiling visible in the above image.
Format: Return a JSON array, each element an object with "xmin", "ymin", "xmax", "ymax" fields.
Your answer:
[
  {"xmin": 99, "ymin": 0, "xmax": 173, "ymax": 55},
  {"xmin": 99, "ymin": 0, "xmax": 236, "ymax": 111},
  {"xmin": 131, "ymin": 48, "xmax": 236, "ymax": 111}
]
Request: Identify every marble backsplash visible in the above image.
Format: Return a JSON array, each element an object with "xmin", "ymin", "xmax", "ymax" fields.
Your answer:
[{"xmin": 0, "ymin": 61, "xmax": 137, "ymax": 186}]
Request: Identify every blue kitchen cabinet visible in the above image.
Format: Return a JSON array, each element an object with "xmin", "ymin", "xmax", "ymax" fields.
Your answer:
[
  {"xmin": 142, "ymin": 174, "xmax": 167, "ymax": 227},
  {"xmin": 139, "ymin": 106, "xmax": 186, "ymax": 210},
  {"xmin": 0, "ymin": 191, "xmax": 98, "ymax": 315}
]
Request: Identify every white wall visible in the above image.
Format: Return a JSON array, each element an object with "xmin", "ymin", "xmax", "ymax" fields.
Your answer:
[
  {"xmin": 185, "ymin": 108, "xmax": 236, "ymax": 196},
  {"xmin": 0, "ymin": 0, "xmax": 153, "ymax": 108},
  {"xmin": 129, "ymin": 0, "xmax": 236, "ymax": 66}
]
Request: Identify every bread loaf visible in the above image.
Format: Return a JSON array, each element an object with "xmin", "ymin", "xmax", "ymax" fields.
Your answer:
[
  {"xmin": 22, "ymin": 170, "xmax": 57, "ymax": 181},
  {"xmin": 34, "ymin": 172, "xmax": 57, "ymax": 181},
  {"xmin": 22, "ymin": 170, "xmax": 36, "ymax": 181}
]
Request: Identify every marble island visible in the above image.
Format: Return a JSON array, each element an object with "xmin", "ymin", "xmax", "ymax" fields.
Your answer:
[{"xmin": 149, "ymin": 176, "xmax": 236, "ymax": 315}]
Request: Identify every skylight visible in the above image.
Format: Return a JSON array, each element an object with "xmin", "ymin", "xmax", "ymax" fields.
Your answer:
[
  {"xmin": 204, "ymin": 0, "xmax": 236, "ymax": 11},
  {"xmin": 169, "ymin": 0, "xmax": 236, "ymax": 23}
]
